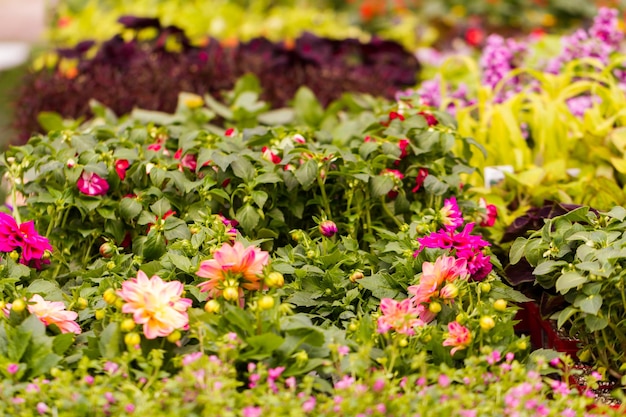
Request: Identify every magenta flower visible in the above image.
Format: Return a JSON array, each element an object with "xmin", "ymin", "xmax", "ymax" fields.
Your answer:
[
  {"xmin": 0, "ymin": 213, "xmax": 52, "ymax": 266},
  {"xmin": 319, "ymin": 220, "xmax": 338, "ymax": 238},
  {"xmin": 77, "ymin": 171, "xmax": 109, "ymax": 196},
  {"xmin": 478, "ymin": 198, "xmax": 498, "ymax": 227},
  {"xmin": 0, "ymin": 213, "xmax": 21, "ymax": 252},
  {"xmin": 416, "ymin": 223, "xmax": 492, "ymax": 280},
  {"xmin": 440, "ymin": 197, "xmax": 463, "ymax": 231}
]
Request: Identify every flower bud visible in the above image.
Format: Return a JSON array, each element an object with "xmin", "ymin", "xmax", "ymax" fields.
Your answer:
[
  {"xmin": 265, "ymin": 272, "xmax": 284, "ymax": 288},
  {"xmin": 9, "ymin": 251, "xmax": 19, "ymax": 262},
  {"xmin": 258, "ymin": 295, "xmax": 275, "ymax": 310},
  {"xmin": 183, "ymin": 94, "xmax": 204, "ymax": 109},
  {"xmin": 95, "ymin": 309, "xmax": 106, "ymax": 320},
  {"xmin": 319, "ymin": 220, "xmax": 338, "ymax": 238},
  {"xmin": 99, "ymin": 242, "xmax": 116, "ymax": 258},
  {"xmin": 398, "ymin": 338, "xmax": 408, "ymax": 347},
  {"xmin": 349, "ymin": 271, "xmax": 364, "ymax": 283},
  {"xmin": 66, "ymin": 158, "xmax": 76, "ymax": 168},
  {"xmin": 222, "ymin": 287, "xmax": 239, "ymax": 302},
  {"xmin": 440, "ymin": 283, "xmax": 459, "ymax": 299},
  {"xmin": 480, "ymin": 316, "xmax": 496, "ymax": 331},
  {"xmin": 428, "ymin": 302, "xmax": 442, "ymax": 314},
  {"xmin": 120, "ymin": 318, "xmax": 136, "ymax": 332},
  {"xmin": 11, "ymin": 298, "xmax": 26, "ymax": 313},
  {"xmin": 124, "ymin": 332, "xmax": 141, "ymax": 348},
  {"xmin": 204, "ymin": 299, "xmax": 220, "ymax": 313},
  {"xmin": 479, "ymin": 282, "xmax": 491, "ymax": 293},
  {"xmin": 75, "ymin": 297, "xmax": 88, "ymax": 310},
  {"xmin": 493, "ymin": 299, "xmax": 507, "ymax": 312},
  {"xmin": 167, "ymin": 330, "xmax": 182, "ymax": 343},
  {"xmin": 103, "ymin": 288, "xmax": 117, "ymax": 305}
]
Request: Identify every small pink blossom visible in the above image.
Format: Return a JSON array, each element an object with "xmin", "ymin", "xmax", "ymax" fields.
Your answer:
[
  {"xmin": 117, "ymin": 271, "xmax": 192, "ymax": 339},
  {"xmin": 242, "ymin": 406, "xmax": 262, "ymax": 417},
  {"xmin": 377, "ymin": 298, "xmax": 424, "ymax": 335},
  {"xmin": 28, "ymin": 294, "xmax": 81, "ymax": 334},
  {"xmin": 7, "ymin": 363, "xmax": 18, "ymax": 375},
  {"xmin": 443, "ymin": 321, "xmax": 472, "ymax": 355},
  {"xmin": 77, "ymin": 171, "xmax": 109, "ymax": 196},
  {"xmin": 174, "ymin": 149, "xmax": 198, "ymax": 171}
]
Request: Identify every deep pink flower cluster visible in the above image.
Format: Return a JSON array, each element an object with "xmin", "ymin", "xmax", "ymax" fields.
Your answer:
[
  {"xmin": 416, "ymin": 198, "xmax": 493, "ymax": 280},
  {"xmin": 479, "ymin": 34, "xmax": 528, "ymax": 103},
  {"xmin": 417, "ymin": 222, "xmax": 492, "ymax": 281},
  {"xmin": 547, "ymin": 8, "xmax": 623, "ymax": 74},
  {"xmin": 0, "ymin": 213, "xmax": 52, "ymax": 267}
]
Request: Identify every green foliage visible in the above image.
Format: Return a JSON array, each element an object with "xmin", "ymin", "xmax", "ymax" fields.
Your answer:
[{"xmin": 511, "ymin": 205, "xmax": 626, "ymax": 378}]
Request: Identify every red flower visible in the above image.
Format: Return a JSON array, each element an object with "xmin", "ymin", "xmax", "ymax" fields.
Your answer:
[
  {"xmin": 115, "ymin": 159, "xmax": 130, "ymax": 180},
  {"xmin": 224, "ymin": 128, "xmax": 235, "ymax": 137},
  {"xmin": 382, "ymin": 111, "xmax": 405, "ymax": 127},
  {"xmin": 418, "ymin": 111, "xmax": 438, "ymax": 126},
  {"xmin": 412, "ymin": 168, "xmax": 429, "ymax": 193},
  {"xmin": 261, "ymin": 146, "xmax": 282, "ymax": 164},
  {"xmin": 465, "ymin": 27, "xmax": 485, "ymax": 47}
]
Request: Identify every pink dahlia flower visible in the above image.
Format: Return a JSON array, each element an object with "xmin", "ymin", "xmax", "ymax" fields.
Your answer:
[
  {"xmin": 377, "ymin": 298, "xmax": 424, "ymax": 335},
  {"xmin": 28, "ymin": 294, "xmax": 81, "ymax": 334},
  {"xmin": 443, "ymin": 321, "xmax": 472, "ymax": 355},
  {"xmin": 196, "ymin": 242, "xmax": 269, "ymax": 298},
  {"xmin": 117, "ymin": 271, "xmax": 192, "ymax": 339}
]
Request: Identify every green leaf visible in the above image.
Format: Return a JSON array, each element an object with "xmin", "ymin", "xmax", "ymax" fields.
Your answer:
[
  {"xmin": 509, "ymin": 237, "xmax": 527, "ymax": 265},
  {"xmin": 254, "ymin": 172, "xmax": 282, "ymax": 185},
  {"xmin": 370, "ymin": 175, "xmax": 394, "ymax": 198},
  {"xmin": 557, "ymin": 306, "xmax": 578, "ymax": 329},
  {"xmin": 98, "ymin": 322, "xmax": 121, "ymax": 359},
  {"xmin": 576, "ymin": 294, "xmax": 603, "ymax": 315},
  {"xmin": 257, "ymin": 108, "xmax": 295, "ymax": 125},
  {"xmin": 585, "ymin": 315, "xmax": 609, "ymax": 332},
  {"xmin": 231, "ymin": 157, "xmax": 255, "ymax": 182},
  {"xmin": 167, "ymin": 253, "xmax": 193, "ymax": 273},
  {"xmin": 532, "ymin": 260, "xmax": 566, "ymax": 276},
  {"xmin": 27, "ymin": 280, "xmax": 63, "ymax": 301},
  {"xmin": 240, "ymin": 333, "xmax": 285, "ymax": 360},
  {"xmin": 37, "ymin": 111, "xmax": 65, "ymax": 132},
  {"xmin": 555, "ymin": 271, "xmax": 588, "ymax": 294},
  {"xmin": 293, "ymin": 87, "xmax": 324, "ymax": 127},
  {"xmin": 251, "ymin": 190, "xmax": 268, "ymax": 208},
  {"xmin": 423, "ymin": 175, "xmax": 448, "ymax": 195},
  {"xmin": 294, "ymin": 159, "xmax": 317, "ymax": 189},
  {"xmin": 164, "ymin": 217, "xmax": 191, "ymax": 241},
  {"xmin": 143, "ymin": 232, "xmax": 167, "ymax": 261},
  {"xmin": 236, "ymin": 204, "xmax": 260, "ymax": 235},
  {"xmin": 150, "ymin": 198, "xmax": 172, "ymax": 218},
  {"xmin": 119, "ymin": 197, "xmax": 142, "ymax": 221},
  {"xmin": 52, "ymin": 333, "xmax": 75, "ymax": 355},
  {"xmin": 606, "ymin": 206, "xmax": 626, "ymax": 221}
]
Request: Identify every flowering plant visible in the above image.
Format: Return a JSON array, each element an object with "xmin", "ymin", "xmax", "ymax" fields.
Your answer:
[{"xmin": 510, "ymin": 205, "xmax": 626, "ymax": 383}]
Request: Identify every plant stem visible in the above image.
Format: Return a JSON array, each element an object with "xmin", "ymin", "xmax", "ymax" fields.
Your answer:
[
  {"xmin": 380, "ymin": 197, "xmax": 403, "ymax": 229},
  {"xmin": 317, "ymin": 175, "xmax": 331, "ymax": 219}
]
